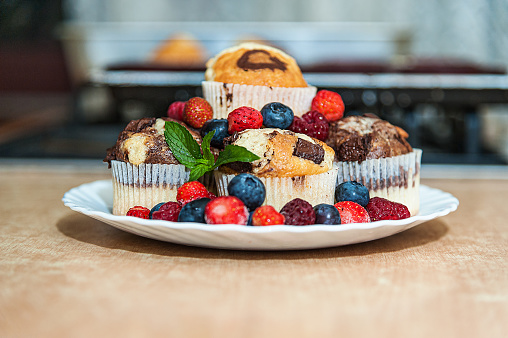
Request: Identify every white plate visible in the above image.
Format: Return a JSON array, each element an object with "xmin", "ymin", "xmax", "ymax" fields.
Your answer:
[{"xmin": 62, "ymin": 180, "xmax": 459, "ymax": 250}]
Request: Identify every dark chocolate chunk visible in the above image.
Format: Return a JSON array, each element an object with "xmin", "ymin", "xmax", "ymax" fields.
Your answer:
[
  {"xmin": 236, "ymin": 50, "xmax": 287, "ymax": 72},
  {"xmin": 292, "ymin": 138, "xmax": 325, "ymax": 164}
]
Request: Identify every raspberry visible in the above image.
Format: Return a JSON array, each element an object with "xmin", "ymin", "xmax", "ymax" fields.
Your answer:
[
  {"xmin": 289, "ymin": 110, "xmax": 329, "ymax": 141},
  {"xmin": 126, "ymin": 206, "xmax": 150, "ymax": 219},
  {"xmin": 204, "ymin": 196, "xmax": 249, "ymax": 225},
  {"xmin": 280, "ymin": 198, "xmax": 316, "ymax": 225},
  {"xmin": 183, "ymin": 97, "xmax": 213, "ymax": 128},
  {"xmin": 167, "ymin": 101, "xmax": 186, "ymax": 121},
  {"xmin": 252, "ymin": 205, "xmax": 285, "ymax": 226},
  {"xmin": 311, "ymin": 90, "xmax": 345, "ymax": 122},
  {"xmin": 152, "ymin": 202, "xmax": 182, "ymax": 221},
  {"xmin": 334, "ymin": 201, "xmax": 371, "ymax": 224},
  {"xmin": 177, "ymin": 181, "xmax": 210, "ymax": 205},
  {"xmin": 365, "ymin": 197, "xmax": 411, "ymax": 221},
  {"xmin": 227, "ymin": 106, "xmax": 263, "ymax": 133}
]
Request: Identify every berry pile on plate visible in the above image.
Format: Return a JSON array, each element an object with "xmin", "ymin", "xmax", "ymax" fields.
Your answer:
[{"xmin": 126, "ymin": 175, "xmax": 410, "ymax": 226}]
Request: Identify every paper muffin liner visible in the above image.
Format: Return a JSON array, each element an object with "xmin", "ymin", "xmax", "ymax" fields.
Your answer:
[
  {"xmin": 202, "ymin": 80, "xmax": 317, "ymax": 119},
  {"xmin": 111, "ymin": 160, "xmax": 190, "ymax": 216},
  {"xmin": 214, "ymin": 168, "xmax": 338, "ymax": 212},
  {"xmin": 334, "ymin": 149, "xmax": 422, "ymax": 216}
]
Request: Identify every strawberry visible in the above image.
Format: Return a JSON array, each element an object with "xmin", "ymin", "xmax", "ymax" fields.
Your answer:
[
  {"xmin": 227, "ymin": 106, "xmax": 263, "ymax": 133},
  {"xmin": 183, "ymin": 97, "xmax": 213, "ymax": 128},
  {"xmin": 252, "ymin": 205, "xmax": 285, "ymax": 226},
  {"xmin": 204, "ymin": 196, "xmax": 249, "ymax": 225},
  {"xmin": 177, "ymin": 181, "xmax": 210, "ymax": 205},
  {"xmin": 126, "ymin": 206, "xmax": 150, "ymax": 219},
  {"xmin": 334, "ymin": 201, "xmax": 371, "ymax": 224},
  {"xmin": 365, "ymin": 197, "xmax": 411, "ymax": 221},
  {"xmin": 311, "ymin": 90, "xmax": 345, "ymax": 122},
  {"xmin": 167, "ymin": 101, "xmax": 186, "ymax": 120}
]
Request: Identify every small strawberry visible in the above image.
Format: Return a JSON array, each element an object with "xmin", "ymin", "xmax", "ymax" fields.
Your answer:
[
  {"xmin": 289, "ymin": 110, "xmax": 329, "ymax": 141},
  {"xmin": 252, "ymin": 205, "xmax": 285, "ymax": 226},
  {"xmin": 183, "ymin": 97, "xmax": 213, "ymax": 128},
  {"xmin": 365, "ymin": 197, "xmax": 411, "ymax": 221},
  {"xmin": 151, "ymin": 202, "xmax": 182, "ymax": 222},
  {"xmin": 177, "ymin": 181, "xmax": 210, "ymax": 205},
  {"xmin": 311, "ymin": 90, "xmax": 345, "ymax": 122},
  {"xmin": 204, "ymin": 196, "xmax": 249, "ymax": 225},
  {"xmin": 167, "ymin": 101, "xmax": 186, "ymax": 120},
  {"xmin": 334, "ymin": 201, "xmax": 371, "ymax": 224},
  {"xmin": 126, "ymin": 206, "xmax": 150, "ymax": 219},
  {"xmin": 227, "ymin": 106, "xmax": 263, "ymax": 133}
]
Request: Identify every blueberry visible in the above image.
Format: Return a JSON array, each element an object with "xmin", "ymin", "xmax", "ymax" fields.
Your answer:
[
  {"xmin": 149, "ymin": 202, "xmax": 166, "ymax": 219},
  {"xmin": 335, "ymin": 181, "xmax": 370, "ymax": 207},
  {"xmin": 247, "ymin": 211, "xmax": 254, "ymax": 226},
  {"xmin": 200, "ymin": 119, "xmax": 229, "ymax": 148},
  {"xmin": 177, "ymin": 198, "xmax": 211, "ymax": 223},
  {"xmin": 227, "ymin": 173, "xmax": 266, "ymax": 211},
  {"xmin": 260, "ymin": 102, "xmax": 294, "ymax": 129},
  {"xmin": 313, "ymin": 204, "xmax": 341, "ymax": 225}
]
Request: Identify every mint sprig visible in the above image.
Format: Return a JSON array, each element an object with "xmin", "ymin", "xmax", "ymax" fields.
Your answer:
[{"xmin": 164, "ymin": 121, "xmax": 260, "ymax": 181}]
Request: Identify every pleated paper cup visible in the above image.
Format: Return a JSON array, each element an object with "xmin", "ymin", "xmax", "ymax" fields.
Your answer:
[
  {"xmin": 202, "ymin": 81, "xmax": 317, "ymax": 119},
  {"xmin": 215, "ymin": 168, "xmax": 338, "ymax": 212},
  {"xmin": 335, "ymin": 149, "xmax": 422, "ymax": 216},
  {"xmin": 111, "ymin": 160, "xmax": 189, "ymax": 216}
]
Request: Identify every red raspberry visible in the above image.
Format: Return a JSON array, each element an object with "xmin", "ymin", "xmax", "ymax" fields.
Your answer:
[
  {"xmin": 204, "ymin": 196, "xmax": 249, "ymax": 225},
  {"xmin": 365, "ymin": 197, "xmax": 411, "ymax": 221},
  {"xmin": 311, "ymin": 90, "xmax": 345, "ymax": 122},
  {"xmin": 126, "ymin": 206, "xmax": 150, "ymax": 219},
  {"xmin": 280, "ymin": 198, "xmax": 316, "ymax": 225},
  {"xmin": 289, "ymin": 110, "xmax": 329, "ymax": 141},
  {"xmin": 177, "ymin": 181, "xmax": 210, "ymax": 205},
  {"xmin": 334, "ymin": 201, "xmax": 371, "ymax": 224},
  {"xmin": 167, "ymin": 101, "xmax": 186, "ymax": 120},
  {"xmin": 252, "ymin": 205, "xmax": 285, "ymax": 226},
  {"xmin": 151, "ymin": 202, "xmax": 182, "ymax": 221},
  {"xmin": 183, "ymin": 97, "xmax": 213, "ymax": 128},
  {"xmin": 227, "ymin": 106, "xmax": 263, "ymax": 133}
]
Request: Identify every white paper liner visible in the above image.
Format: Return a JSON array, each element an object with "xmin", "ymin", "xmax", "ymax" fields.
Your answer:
[
  {"xmin": 334, "ymin": 149, "xmax": 423, "ymax": 215},
  {"xmin": 215, "ymin": 168, "xmax": 338, "ymax": 212},
  {"xmin": 111, "ymin": 160, "xmax": 189, "ymax": 215},
  {"xmin": 202, "ymin": 81, "xmax": 317, "ymax": 119}
]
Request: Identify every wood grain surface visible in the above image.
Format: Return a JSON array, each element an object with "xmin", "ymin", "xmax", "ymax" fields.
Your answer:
[{"xmin": 1, "ymin": 167, "xmax": 507, "ymax": 338}]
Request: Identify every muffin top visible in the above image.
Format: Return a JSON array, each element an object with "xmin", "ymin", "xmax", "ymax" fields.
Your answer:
[
  {"xmin": 104, "ymin": 117, "xmax": 201, "ymax": 166},
  {"xmin": 222, "ymin": 128, "xmax": 334, "ymax": 177},
  {"xmin": 326, "ymin": 115, "xmax": 413, "ymax": 162},
  {"xmin": 150, "ymin": 33, "xmax": 207, "ymax": 67},
  {"xmin": 204, "ymin": 43, "xmax": 308, "ymax": 88}
]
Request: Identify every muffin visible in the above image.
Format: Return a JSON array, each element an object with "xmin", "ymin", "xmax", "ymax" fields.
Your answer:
[
  {"xmin": 215, "ymin": 128, "xmax": 338, "ymax": 211},
  {"xmin": 202, "ymin": 43, "xmax": 317, "ymax": 119},
  {"xmin": 150, "ymin": 33, "xmax": 207, "ymax": 68},
  {"xmin": 104, "ymin": 117, "xmax": 201, "ymax": 215},
  {"xmin": 326, "ymin": 114, "xmax": 422, "ymax": 215}
]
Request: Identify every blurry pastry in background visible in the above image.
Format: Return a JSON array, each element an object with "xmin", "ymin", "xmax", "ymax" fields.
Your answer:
[{"xmin": 150, "ymin": 33, "xmax": 207, "ymax": 68}]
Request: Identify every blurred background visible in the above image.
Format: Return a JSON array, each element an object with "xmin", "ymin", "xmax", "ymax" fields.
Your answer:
[{"xmin": 1, "ymin": 0, "xmax": 508, "ymax": 165}]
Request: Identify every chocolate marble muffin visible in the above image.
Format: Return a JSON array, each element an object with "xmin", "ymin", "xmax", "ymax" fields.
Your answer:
[
  {"xmin": 104, "ymin": 117, "xmax": 201, "ymax": 216},
  {"xmin": 202, "ymin": 43, "xmax": 317, "ymax": 118},
  {"xmin": 326, "ymin": 115, "xmax": 422, "ymax": 215},
  {"xmin": 215, "ymin": 128, "xmax": 338, "ymax": 211}
]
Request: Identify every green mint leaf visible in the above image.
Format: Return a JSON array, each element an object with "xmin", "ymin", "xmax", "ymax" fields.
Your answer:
[
  {"xmin": 214, "ymin": 144, "xmax": 260, "ymax": 169},
  {"xmin": 189, "ymin": 163, "xmax": 211, "ymax": 182},
  {"xmin": 201, "ymin": 130, "xmax": 215, "ymax": 164},
  {"xmin": 164, "ymin": 121, "xmax": 202, "ymax": 167}
]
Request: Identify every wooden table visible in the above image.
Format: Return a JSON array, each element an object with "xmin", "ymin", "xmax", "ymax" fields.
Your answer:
[{"xmin": 1, "ymin": 162, "xmax": 507, "ymax": 338}]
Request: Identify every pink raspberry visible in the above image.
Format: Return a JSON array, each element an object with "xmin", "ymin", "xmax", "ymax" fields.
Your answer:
[
  {"xmin": 365, "ymin": 197, "xmax": 411, "ymax": 221},
  {"xmin": 289, "ymin": 110, "xmax": 329, "ymax": 141},
  {"xmin": 204, "ymin": 196, "xmax": 249, "ymax": 225},
  {"xmin": 167, "ymin": 101, "xmax": 186, "ymax": 121},
  {"xmin": 151, "ymin": 202, "xmax": 182, "ymax": 221},
  {"xmin": 280, "ymin": 198, "xmax": 316, "ymax": 225}
]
